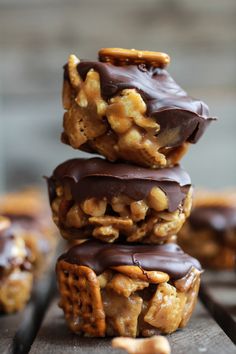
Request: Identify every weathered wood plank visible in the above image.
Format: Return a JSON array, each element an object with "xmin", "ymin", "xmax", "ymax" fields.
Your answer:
[
  {"xmin": 200, "ymin": 271, "xmax": 236, "ymax": 344},
  {"xmin": 30, "ymin": 300, "xmax": 236, "ymax": 354},
  {"xmin": 0, "ymin": 271, "xmax": 56, "ymax": 354}
]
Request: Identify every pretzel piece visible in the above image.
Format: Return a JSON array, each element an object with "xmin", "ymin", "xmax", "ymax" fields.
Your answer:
[
  {"xmin": 99, "ymin": 48, "xmax": 170, "ymax": 68},
  {"xmin": 57, "ymin": 261, "xmax": 106, "ymax": 336}
]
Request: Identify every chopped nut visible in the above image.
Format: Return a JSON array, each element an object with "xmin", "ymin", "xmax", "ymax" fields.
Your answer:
[
  {"xmin": 81, "ymin": 198, "xmax": 107, "ymax": 217},
  {"xmin": 147, "ymin": 187, "xmax": 168, "ymax": 212},
  {"xmin": 68, "ymin": 54, "xmax": 81, "ymax": 88},
  {"xmin": 98, "ymin": 271, "xmax": 113, "ymax": 288},
  {"xmin": 130, "ymin": 200, "xmax": 148, "ymax": 221},
  {"xmin": 111, "ymin": 266, "xmax": 169, "ymax": 284},
  {"xmin": 66, "ymin": 204, "xmax": 86, "ymax": 228}
]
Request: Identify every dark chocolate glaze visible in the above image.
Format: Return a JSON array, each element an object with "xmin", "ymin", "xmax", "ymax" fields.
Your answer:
[
  {"xmin": 189, "ymin": 205, "xmax": 236, "ymax": 233},
  {"xmin": 48, "ymin": 158, "xmax": 191, "ymax": 212},
  {"xmin": 58, "ymin": 240, "xmax": 201, "ymax": 279},
  {"xmin": 2, "ymin": 214, "xmax": 52, "ymax": 255},
  {"xmin": 65, "ymin": 61, "xmax": 215, "ymax": 147}
]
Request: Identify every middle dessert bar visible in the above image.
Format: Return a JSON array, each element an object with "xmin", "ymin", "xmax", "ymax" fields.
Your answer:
[{"xmin": 48, "ymin": 158, "xmax": 192, "ymax": 243}]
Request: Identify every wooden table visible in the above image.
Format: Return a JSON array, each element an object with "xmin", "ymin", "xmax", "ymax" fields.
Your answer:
[{"xmin": 1, "ymin": 269, "xmax": 235, "ymax": 354}]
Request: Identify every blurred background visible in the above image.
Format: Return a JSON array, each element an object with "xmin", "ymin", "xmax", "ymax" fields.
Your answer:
[{"xmin": 0, "ymin": 0, "xmax": 236, "ymax": 193}]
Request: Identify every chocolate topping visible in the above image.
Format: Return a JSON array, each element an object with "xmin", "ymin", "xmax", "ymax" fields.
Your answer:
[
  {"xmin": 189, "ymin": 205, "xmax": 236, "ymax": 233},
  {"xmin": 66, "ymin": 61, "xmax": 215, "ymax": 146},
  {"xmin": 48, "ymin": 158, "xmax": 191, "ymax": 212},
  {"xmin": 2, "ymin": 214, "xmax": 52, "ymax": 255},
  {"xmin": 58, "ymin": 241, "xmax": 201, "ymax": 280}
]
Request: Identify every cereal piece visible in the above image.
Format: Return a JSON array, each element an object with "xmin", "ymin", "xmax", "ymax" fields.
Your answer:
[
  {"xmin": 99, "ymin": 48, "xmax": 170, "ymax": 68},
  {"xmin": 154, "ymin": 212, "xmax": 185, "ymax": 238},
  {"xmin": 112, "ymin": 335, "xmax": 171, "ymax": 354},
  {"xmin": 107, "ymin": 274, "xmax": 149, "ymax": 297},
  {"xmin": 89, "ymin": 216, "xmax": 133, "ymax": 229},
  {"xmin": 102, "ymin": 290, "xmax": 143, "ymax": 337},
  {"xmin": 180, "ymin": 271, "xmax": 201, "ymax": 328},
  {"xmin": 144, "ymin": 283, "xmax": 186, "ymax": 333}
]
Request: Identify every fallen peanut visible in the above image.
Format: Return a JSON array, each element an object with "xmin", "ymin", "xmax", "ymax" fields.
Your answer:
[{"xmin": 112, "ymin": 335, "xmax": 171, "ymax": 354}]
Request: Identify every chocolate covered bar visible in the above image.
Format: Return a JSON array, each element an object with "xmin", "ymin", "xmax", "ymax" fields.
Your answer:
[
  {"xmin": 178, "ymin": 190, "xmax": 236, "ymax": 269},
  {"xmin": 56, "ymin": 240, "xmax": 201, "ymax": 337},
  {"xmin": 62, "ymin": 48, "xmax": 215, "ymax": 168},
  {"xmin": 0, "ymin": 188, "xmax": 57, "ymax": 275},
  {"xmin": 48, "ymin": 158, "xmax": 192, "ymax": 243}
]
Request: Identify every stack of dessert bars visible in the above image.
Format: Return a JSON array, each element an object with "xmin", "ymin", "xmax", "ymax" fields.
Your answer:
[{"xmin": 47, "ymin": 48, "xmax": 214, "ymax": 337}]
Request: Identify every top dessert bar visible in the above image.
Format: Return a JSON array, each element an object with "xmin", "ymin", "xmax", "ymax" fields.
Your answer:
[{"xmin": 62, "ymin": 48, "xmax": 215, "ymax": 168}]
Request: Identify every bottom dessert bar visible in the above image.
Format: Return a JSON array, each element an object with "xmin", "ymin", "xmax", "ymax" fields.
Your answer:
[
  {"xmin": 178, "ymin": 190, "xmax": 236, "ymax": 269},
  {"xmin": 0, "ymin": 217, "xmax": 33, "ymax": 313},
  {"xmin": 56, "ymin": 241, "xmax": 201, "ymax": 337}
]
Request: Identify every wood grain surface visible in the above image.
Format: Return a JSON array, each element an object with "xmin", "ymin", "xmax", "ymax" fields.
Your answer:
[
  {"xmin": 0, "ymin": 272, "xmax": 56, "ymax": 354},
  {"xmin": 29, "ymin": 299, "xmax": 236, "ymax": 354}
]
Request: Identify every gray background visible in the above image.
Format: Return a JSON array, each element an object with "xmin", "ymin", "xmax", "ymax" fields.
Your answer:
[{"xmin": 0, "ymin": 0, "xmax": 236, "ymax": 193}]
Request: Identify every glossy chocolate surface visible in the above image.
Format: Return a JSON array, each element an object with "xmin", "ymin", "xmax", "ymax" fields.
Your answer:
[
  {"xmin": 65, "ymin": 60, "xmax": 215, "ymax": 146},
  {"xmin": 189, "ymin": 205, "xmax": 236, "ymax": 233},
  {"xmin": 48, "ymin": 158, "xmax": 191, "ymax": 212},
  {"xmin": 59, "ymin": 240, "xmax": 201, "ymax": 279}
]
